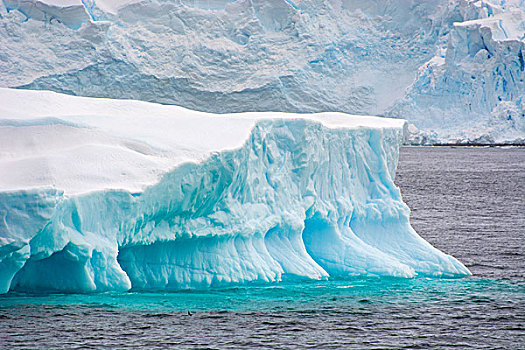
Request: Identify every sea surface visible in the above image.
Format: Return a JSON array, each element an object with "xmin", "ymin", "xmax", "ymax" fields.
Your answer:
[{"xmin": 1, "ymin": 147, "xmax": 524, "ymax": 349}]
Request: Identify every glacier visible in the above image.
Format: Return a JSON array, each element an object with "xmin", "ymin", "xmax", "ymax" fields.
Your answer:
[
  {"xmin": 389, "ymin": 0, "xmax": 525, "ymax": 144},
  {"xmin": 0, "ymin": 88, "xmax": 470, "ymax": 294},
  {"xmin": 0, "ymin": 0, "xmax": 524, "ymax": 144}
]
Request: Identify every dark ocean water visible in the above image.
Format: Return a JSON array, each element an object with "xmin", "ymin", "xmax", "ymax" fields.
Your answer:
[
  {"xmin": 396, "ymin": 147, "xmax": 525, "ymax": 282},
  {"xmin": 1, "ymin": 147, "xmax": 524, "ymax": 349}
]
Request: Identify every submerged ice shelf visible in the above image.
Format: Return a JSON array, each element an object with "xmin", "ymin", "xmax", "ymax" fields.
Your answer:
[{"xmin": 0, "ymin": 89, "xmax": 470, "ymax": 294}]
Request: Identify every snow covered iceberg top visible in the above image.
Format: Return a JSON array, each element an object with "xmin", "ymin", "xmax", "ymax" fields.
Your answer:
[{"xmin": 0, "ymin": 88, "xmax": 405, "ymax": 195}]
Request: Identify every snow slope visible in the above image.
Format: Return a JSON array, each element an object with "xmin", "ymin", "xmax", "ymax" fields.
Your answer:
[
  {"xmin": 1, "ymin": 0, "xmax": 523, "ymax": 143},
  {"xmin": 0, "ymin": 89, "xmax": 470, "ymax": 293}
]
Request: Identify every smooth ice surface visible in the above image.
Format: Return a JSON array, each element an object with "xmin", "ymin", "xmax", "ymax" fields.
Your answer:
[
  {"xmin": 0, "ymin": 89, "xmax": 470, "ymax": 294},
  {"xmin": 0, "ymin": 0, "xmax": 524, "ymax": 144}
]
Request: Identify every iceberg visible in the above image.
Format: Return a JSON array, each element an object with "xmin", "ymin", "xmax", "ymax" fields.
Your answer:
[
  {"xmin": 0, "ymin": 0, "xmax": 523, "ymax": 144},
  {"xmin": 0, "ymin": 88, "xmax": 470, "ymax": 294}
]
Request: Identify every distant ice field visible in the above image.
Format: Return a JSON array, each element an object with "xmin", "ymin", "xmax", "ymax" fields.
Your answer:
[{"xmin": 1, "ymin": 0, "xmax": 524, "ymax": 144}]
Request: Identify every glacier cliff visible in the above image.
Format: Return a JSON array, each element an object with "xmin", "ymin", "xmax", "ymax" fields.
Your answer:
[
  {"xmin": 0, "ymin": 0, "xmax": 524, "ymax": 144},
  {"xmin": 389, "ymin": 0, "xmax": 525, "ymax": 144},
  {"xmin": 0, "ymin": 88, "xmax": 470, "ymax": 294}
]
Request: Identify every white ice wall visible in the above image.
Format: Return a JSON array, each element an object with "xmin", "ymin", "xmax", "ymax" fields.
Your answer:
[{"xmin": 1, "ymin": 0, "xmax": 522, "ymax": 143}]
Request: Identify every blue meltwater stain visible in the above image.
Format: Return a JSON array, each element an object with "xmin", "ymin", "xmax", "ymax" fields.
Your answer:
[
  {"xmin": 0, "ymin": 278, "xmax": 523, "ymax": 349},
  {"xmin": 1, "ymin": 277, "xmax": 522, "ymax": 312}
]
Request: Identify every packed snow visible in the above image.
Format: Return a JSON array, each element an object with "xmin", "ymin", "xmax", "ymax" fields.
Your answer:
[
  {"xmin": 0, "ymin": 0, "xmax": 524, "ymax": 144},
  {"xmin": 0, "ymin": 88, "xmax": 405, "ymax": 194},
  {"xmin": 0, "ymin": 89, "xmax": 470, "ymax": 293}
]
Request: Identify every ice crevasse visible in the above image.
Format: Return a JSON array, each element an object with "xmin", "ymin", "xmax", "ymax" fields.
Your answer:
[{"xmin": 0, "ymin": 89, "xmax": 470, "ymax": 294}]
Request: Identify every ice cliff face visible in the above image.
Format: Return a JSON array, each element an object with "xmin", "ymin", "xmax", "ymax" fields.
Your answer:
[
  {"xmin": 389, "ymin": 0, "xmax": 525, "ymax": 144},
  {"xmin": 0, "ymin": 89, "xmax": 470, "ymax": 293},
  {"xmin": 1, "ymin": 0, "xmax": 441, "ymax": 115},
  {"xmin": 1, "ymin": 0, "xmax": 523, "ymax": 144}
]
